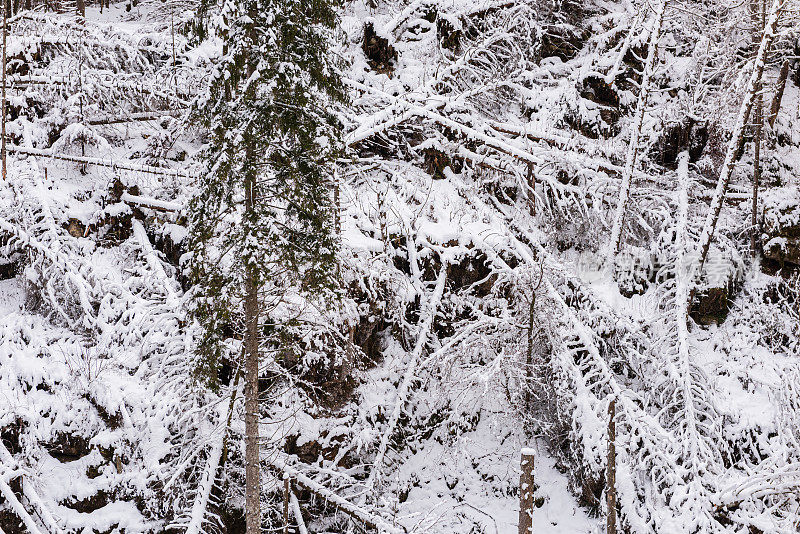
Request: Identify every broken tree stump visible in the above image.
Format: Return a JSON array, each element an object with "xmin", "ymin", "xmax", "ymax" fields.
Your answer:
[{"xmin": 518, "ymin": 448, "xmax": 535, "ymax": 534}]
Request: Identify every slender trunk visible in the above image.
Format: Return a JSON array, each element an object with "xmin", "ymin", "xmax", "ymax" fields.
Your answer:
[
  {"xmin": 333, "ymin": 168, "xmax": 341, "ymax": 235},
  {"xmin": 282, "ymin": 476, "xmax": 290, "ymax": 534},
  {"xmin": 524, "ymin": 290, "xmax": 535, "ymax": 435},
  {"xmin": 1, "ymin": 0, "xmax": 6, "ymax": 182},
  {"xmin": 606, "ymin": 397, "xmax": 617, "ymax": 534},
  {"xmin": 750, "ymin": 0, "xmax": 765, "ymax": 256},
  {"xmin": 244, "ymin": 241, "xmax": 261, "ymax": 534},
  {"xmin": 76, "ymin": 0, "xmax": 84, "ymax": 20},
  {"xmin": 768, "ymin": 60, "xmax": 790, "ymax": 128},
  {"xmin": 751, "ymin": 93, "xmax": 762, "ymax": 256},
  {"xmin": 243, "ymin": 21, "xmax": 261, "ymax": 531},
  {"xmin": 526, "ymin": 162, "xmax": 535, "ymax": 215}
]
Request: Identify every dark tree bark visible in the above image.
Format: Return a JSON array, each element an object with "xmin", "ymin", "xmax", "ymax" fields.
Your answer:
[
  {"xmin": 769, "ymin": 60, "xmax": 790, "ymax": 128},
  {"xmin": 606, "ymin": 397, "xmax": 617, "ymax": 534},
  {"xmin": 518, "ymin": 449, "xmax": 534, "ymax": 534},
  {"xmin": 750, "ymin": 0, "xmax": 765, "ymax": 256}
]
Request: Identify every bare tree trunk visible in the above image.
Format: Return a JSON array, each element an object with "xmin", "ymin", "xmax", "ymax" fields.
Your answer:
[
  {"xmin": 751, "ymin": 0, "xmax": 765, "ymax": 256},
  {"xmin": 76, "ymin": 0, "xmax": 84, "ymax": 20},
  {"xmin": 768, "ymin": 60, "xmax": 790, "ymax": 128},
  {"xmin": 524, "ymin": 291, "xmax": 534, "ymax": 419},
  {"xmin": 526, "ymin": 162, "xmax": 535, "ymax": 215},
  {"xmin": 243, "ymin": 240, "xmax": 261, "ymax": 534},
  {"xmin": 1, "ymin": 0, "xmax": 6, "ymax": 182},
  {"xmin": 282, "ymin": 476, "xmax": 290, "ymax": 534},
  {"xmin": 242, "ymin": 9, "xmax": 262, "ymax": 533},
  {"xmin": 333, "ymin": 168, "xmax": 341, "ymax": 235},
  {"xmin": 518, "ymin": 449, "xmax": 534, "ymax": 534},
  {"xmin": 606, "ymin": 397, "xmax": 617, "ymax": 534}
]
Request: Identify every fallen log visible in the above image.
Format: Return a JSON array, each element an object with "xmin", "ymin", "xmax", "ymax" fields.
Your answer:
[
  {"xmin": 266, "ymin": 456, "xmax": 406, "ymax": 534},
  {"xmin": 8, "ymin": 145, "xmax": 194, "ymax": 179}
]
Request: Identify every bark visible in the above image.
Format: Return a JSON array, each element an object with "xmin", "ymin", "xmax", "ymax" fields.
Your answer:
[
  {"xmin": 524, "ymin": 290, "xmax": 534, "ymax": 417},
  {"xmin": 518, "ymin": 449, "xmax": 534, "ymax": 534},
  {"xmin": 768, "ymin": 60, "xmax": 790, "ymax": 128},
  {"xmin": 244, "ymin": 169, "xmax": 261, "ymax": 534},
  {"xmin": 75, "ymin": 0, "xmax": 84, "ymax": 20},
  {"xmin": 2, "ymin": 0, "xmax": 6, "ymax": 182},
  {"xmin": 243, "ymin": 18, "xmax": 261, "ymax": 530},
  {"xmin": 694, "ymin": 0, "xmax": 784, "ymax": 278},
  {"xmin": 606, "ymin": 397, "xmax": 617, "ymax": 534},
  {"xmin": 750, "ymin": 0, "xmax": 765, "ymax": 256},
  {"xmin": 525, "ymin": 162, "xmax": 535, "ymax": 215},
  {"xmin": 282, "ymin": 476, "xmax": 290, "ymax": 534}
]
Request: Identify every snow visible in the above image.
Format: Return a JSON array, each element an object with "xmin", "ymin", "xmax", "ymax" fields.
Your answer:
[
  {"xmin": 2, "ymin": 0, "xmax": 800, "ymax": 532},
  {"xmin": 0, "ymin": 278, "xmax": 24, "ymax": 318}
]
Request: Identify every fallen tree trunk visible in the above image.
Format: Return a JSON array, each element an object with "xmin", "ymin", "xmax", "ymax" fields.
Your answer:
[
  {"xmin": 87, "ymin": 110, "xmax": 184, "ymax": 126},
  {"xmin": 121, "ymin": 192, "xmax": 182, "ymax": 213},
  {"xmin": 7, "ymin": 145, "xmax": 194, "ymax": 179},
  {"xmin": 266, "ymin": 457, "xmax": 406, "ymax": 534}
]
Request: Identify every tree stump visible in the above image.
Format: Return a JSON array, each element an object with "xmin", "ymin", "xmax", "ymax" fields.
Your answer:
[{"xmin": 518, "ymin": 448, "xmax": 535, "ymax": 534}]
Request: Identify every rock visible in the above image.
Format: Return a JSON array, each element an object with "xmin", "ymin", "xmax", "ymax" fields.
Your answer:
[
  {"xmin": 423, "ymin": 147, "xmax": 451, "ymax": 180},
  {"xmin": 652, "ymin": 118, "xmax": 709, "ymax": 168},
  {"xmin": 46, "ymin": 432, "xmax": 92, "ymax": 463},
  {"xmin": 100, "ymin": 177, "xmax": 144, "ymax": 243},
  {"xmin": 614, "ymin": 246, "xmax": 653, "ymax": 297},
  {"xmin": 363, "ymin": 22, "xmax": 397, "ymax": 74},
  {"xmin": 540, "ymin": 24, "xmax": 590, "ymax": 62},
  {"xmin": 565, "ymin": 75, "xmax": 621, "ymax": 139},
  {"xmin": 579, "ymin": 75, "xmax": 619, "ymax": 109},
  {"xmin": 0, "ymin": 252, "xmax": 21, "ymax": 280},
  {"xmin": 690, "ymin": 245, "xmax": 744, "ymax": 325},
  {"xmin": 67, "ymin": 218, "xmax": 87, "ymax": 238},
  {"xmin": 437, "ymin": 15, "xmax": 462, "ymax": 52},
  {"xmin": 761, "ymin": 186, "xmax": 800, "ymax": 266}
]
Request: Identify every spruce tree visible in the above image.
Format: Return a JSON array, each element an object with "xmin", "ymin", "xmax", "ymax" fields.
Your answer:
[{"xmin": 187, "ymin": 0, "xmax": 344, "ymax": 531}]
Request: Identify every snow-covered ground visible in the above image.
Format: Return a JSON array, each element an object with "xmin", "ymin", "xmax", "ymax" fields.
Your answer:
[{"xmin": 1, "ymin": 0, "xmax": 799, "ymax": 532}]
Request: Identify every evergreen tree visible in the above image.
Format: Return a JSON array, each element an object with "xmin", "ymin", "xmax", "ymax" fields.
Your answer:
[{"xmin": 187, "ymin": 0, "xmax": 345, "ymax": 531}]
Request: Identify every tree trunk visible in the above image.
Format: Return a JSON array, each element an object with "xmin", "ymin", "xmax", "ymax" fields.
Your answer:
[
  {"xmin": 606, "ymin": 397, "xmax": 617, "ymax": 534},
  {"xmin": 768, "ymin": 60, "xmax": 790, "ymax": 128},
  {"xmin": 750, "ymin": 0, "xmax": 765, "ymax": 256},
  {"xmin": 243, "ymin": 10, "xmax": 262, "ymax": 533},
  {"xmin": 2, "ymin": 0, "xmax": 6, "ymax": 182},
  {"xmin": 518, "ymin": 449, "xmax": 534, "ymax": 534},
  {"xmin": 282, "ymin": 476, "xmax": 290, "ymax": 534},
  {"xmin": 76, "ymin": 0, "xmax": 84, "ymax": 20},
  {"xmin": 524, "ymin": 289, "xmax": 535, "ymax": 436},
  {"xmin": 244, "ymin": 241, "xmax": 261, "ymax": 534}
]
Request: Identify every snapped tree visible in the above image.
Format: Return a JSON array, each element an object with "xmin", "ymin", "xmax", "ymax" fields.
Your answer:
[{"xmin": 187, "ymin": 0, "xmax": 345, "ymax": 531}]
